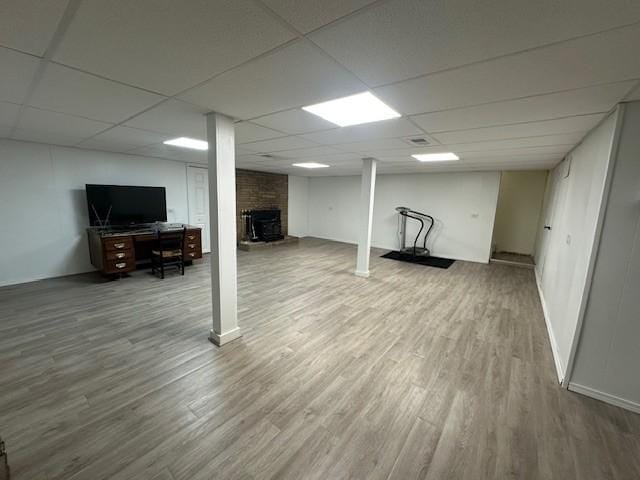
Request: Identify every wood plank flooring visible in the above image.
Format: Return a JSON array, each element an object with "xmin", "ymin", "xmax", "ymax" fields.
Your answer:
[{"xmin": 1, "ymin": 238, "xmax": 639, "ymax": 479}]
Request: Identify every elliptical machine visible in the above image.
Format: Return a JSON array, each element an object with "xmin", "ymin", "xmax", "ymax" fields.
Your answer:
[{"xmin": 396, "ymin": 206, "xmax": 434, "ymax": 257}]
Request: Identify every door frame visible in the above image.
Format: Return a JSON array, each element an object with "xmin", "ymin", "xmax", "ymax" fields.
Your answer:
[{"xmin": 186, "ymin": 164, "xmax": 211, "ymax": 253}]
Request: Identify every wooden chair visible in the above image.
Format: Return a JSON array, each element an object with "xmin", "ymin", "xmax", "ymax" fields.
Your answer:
[{"xmin": 151, "ymin": 227, "xmax": 186, "ymax": 279}]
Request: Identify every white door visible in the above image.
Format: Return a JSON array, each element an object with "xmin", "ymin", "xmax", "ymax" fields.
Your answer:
[
  {"xmin": 537, "ymin": 160, "xmax": 567, "ymax": 278},
  {"xmin": 187, "ymin": 166, "xmax": 210, "ymax": 253}
]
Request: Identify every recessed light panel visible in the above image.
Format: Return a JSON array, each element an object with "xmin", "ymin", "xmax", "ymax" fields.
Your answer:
[
  {"xmin": 302, "ymin": 92, "xmax": 400, "ymax": 127},
  {"xmin": 163, "ymin": 137, "xmax": 208, "ymax": 150},
  {"xmin": 292, "ymin": 162, "xmax": 329, "ymax": 169},
  {"xmin": 412, "ymin": 152, "xmax": 459, "ymax": 162}
]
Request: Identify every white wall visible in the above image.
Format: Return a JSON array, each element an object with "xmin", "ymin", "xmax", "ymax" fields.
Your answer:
[
  {"xmin": 534, "ymin": 111, "xmax": 619, "ymax": 382},
  {"xmin": 287, "ymin": 175, "xmax": 309, "ymax": 237},
  {"xmin": 569, "ymin": 101, "xmax": 640, "ymax": 412},
  {"xmin": 0, "ymin": 139, "xmax": 189, "ymax": 287},
  {"xmin": 306, "ymin": 171, "xmax": 501, "ymax": 263},
  {"xmin": 493, "ymin": 170, "xmax": 548, "ymax": 255}
]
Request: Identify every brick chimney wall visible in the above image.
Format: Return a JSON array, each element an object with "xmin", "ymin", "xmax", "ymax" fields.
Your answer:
[{"xmin": 236, "ymin": 169, "xmax": 288, "ymax": 241}]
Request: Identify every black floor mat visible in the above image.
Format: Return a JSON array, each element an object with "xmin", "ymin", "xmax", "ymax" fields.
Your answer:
[{"xmin": 381, "ymin": 251, "xmax": 455, "ymax": 269}]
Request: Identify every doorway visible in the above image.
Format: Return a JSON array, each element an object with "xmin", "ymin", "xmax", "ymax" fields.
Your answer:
[
  {"xmin": 491, "ymin": 170, "xmax": 548, "ymax": 268},
  {"xmin": 187, "ymin": 166, "xmax": 211, "ymax": 253}
]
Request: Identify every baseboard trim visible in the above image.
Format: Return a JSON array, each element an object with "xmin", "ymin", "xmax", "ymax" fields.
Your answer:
[
  {"xmin": 534, "ymin": 268, "xmax": 565, "ymax": 384},
  {"xmin": 209, "ymin": 327, "xmax": 242, "ymax": 347},
  {"xmin": 569, "ymin": 383, "xmax": 640, "ymax": 414}
]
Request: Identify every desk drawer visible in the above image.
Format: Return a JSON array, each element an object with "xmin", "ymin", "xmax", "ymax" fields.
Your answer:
[
  {"xmin": 104, "ymin": 237, "xmax": 133, "ymax": 251},
  {"xmin": 185, "ymin": 231, "xmax": 201, "ymax": 243},
  {"xmin": 105, "ymin": 249, "xmax": 134, "ymax": 261},
  {"xmin": 104, "ymin": 259, "xmax": 135, "ymax": 274},
  {"xmin": 184, "ymin": 250, "xmax": 202, "ymax": 260},
  {"xmin": 185, "ymin": 241, "xmax": 201, "ymax": 252}
]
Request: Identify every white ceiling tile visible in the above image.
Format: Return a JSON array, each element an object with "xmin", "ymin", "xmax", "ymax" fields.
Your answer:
[
  {"xmin": 444, "ymin": 133, "xmax": 584, "ymax": 151},
  {"xmin": 29, "ymin": 63, "xmax": 165, "ymax": 123},
  {"xmin": 0, "ymin": 101, "xmax": 21, "ymax": 129},
  {"xmin": 75, "ymin": 139, "xmax": 134, "ymax": 154},
  {"xmin": 252, "ymin": 108, "xmax": 336, "ymax": 134},
  {"xmin": 13, "ymin": 107, "xmax": 112, "ymax": 145},
  {"xmin": 411, "ymin": 83, "xmax": 633, "ymax": 133},
  {"xmin": 375, "ymin": 24, "xmax": 640, "ymax": 115},
  {"xmin": 624, "ymin": 83, "xmax": 640, "ymax": 101},
  {"xmin": 235, "ymin": 146, "xmax": 255, "ymax": 155},
  {"xmin": 0, "ymin": 0, "xmax": 69, "ymax": 55},
  {"xmin": 311, "ymin": 0, "xmax": 640, "ymax": 86},
  {"xmin": 431, "ymin": 114, "xmax": 603, "ymax": 144},
  {"xmin": 261, "ymin": 0, "xmax": 378, "ymax": 33},
  {"xmin": 78, "ymin": 126, "xmax": 168, "ymax": 151},
  {"xmin": 131, "ymin": 143, "xmax": 207, "ymax": 164},
  {"xmin": 370, "ymin": 137, "xmax": 575, "ymax": 161},
  {"xmin": 53, "ymin": 0, "xmax": 295, "ymax": 95},
  {"xmin": 337, "ymin": 138, "xmax": 412, "ymax": 153},
  {"xmin": 240, "ymin": 135, "xmax": 319, "ymax": 153},
  {"xmin": 273, "ymin": 145, "xmax": 345, "ymax": 158},
  {"xmin": 235, "ymin": 122, "xmax": 285, "ymax": 144},
  {"xmin": 124, "ymin": 100, "xmax": 209, "ymax": 139},
  {"xmin": 0, "ymin": 47, "xmax": 40, "ymax": 103},
  {"xmin": 299, "ymin": 117, "xmax": 422, "ymax": 145},
  {"xmin": 179, "ymin": 40, "xmax": 366, "ymax": 119}
]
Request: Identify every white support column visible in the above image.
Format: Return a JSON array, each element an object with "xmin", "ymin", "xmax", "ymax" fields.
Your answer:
[
  {"xmin": 355, "ymin": 157, "xmax": 377, "ymax": 278},
  {"xmin": 207, "ymin": 112, "xmax": 242, "ymax": 346}
]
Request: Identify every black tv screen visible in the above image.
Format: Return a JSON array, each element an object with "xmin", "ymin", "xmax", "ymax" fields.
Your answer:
[{"xmin": 86, "ymin": 184, "xmax": 167, "ymax": 226}]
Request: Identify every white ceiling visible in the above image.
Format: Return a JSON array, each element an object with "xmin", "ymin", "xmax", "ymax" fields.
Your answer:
[{"xmin": 1, "ymin": 0, "xmax": 639, "ymax": 177}]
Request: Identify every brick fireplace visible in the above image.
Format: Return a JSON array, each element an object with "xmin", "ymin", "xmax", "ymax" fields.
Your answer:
[{"xmin": 235, "ymin": 169, "xmax": 288, "ymax": 241}]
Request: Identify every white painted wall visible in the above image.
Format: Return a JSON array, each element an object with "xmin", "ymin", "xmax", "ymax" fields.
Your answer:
[
  {"xmin": 306, "ymin": 171, "xmax": 501, "ymax": 263},
  {"xmin": 0, "ymin": 139, "xmax": 189, "ymax": 287},
  {"xmin": 287, "ymin": 175, "xmax": 309, "ymax": 237},
  {"xmin": 493, "ymin": 170, "xmax": 548, "ymax": 255},
  {"xmin": 534, "ymin": 111, "xmax": 619, "ymax": 382},
  {"xmin": 569, "ymin": 101, "xmax": 640, "ymax": 412}
]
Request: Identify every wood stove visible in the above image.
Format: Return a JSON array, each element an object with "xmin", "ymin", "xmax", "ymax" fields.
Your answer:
[{"xmin": 246, "ymin": 209, "xmax": 284, "ymax": 242}]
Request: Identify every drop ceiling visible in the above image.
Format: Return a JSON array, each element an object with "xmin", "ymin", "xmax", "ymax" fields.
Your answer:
[{"xmin": 1, "ymin": 0, "xmax": 639, "ymax": 177}]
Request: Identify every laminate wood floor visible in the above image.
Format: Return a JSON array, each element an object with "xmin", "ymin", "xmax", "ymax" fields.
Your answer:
[{"xmin": 1, "ymin": 238, "xmax": 639, "ymax": 479}]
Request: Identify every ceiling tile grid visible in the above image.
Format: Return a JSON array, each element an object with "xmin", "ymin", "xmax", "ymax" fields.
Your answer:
[
  {"xmin": 1, "ymin": 0, "xmax": 639, "ymax": 175},
  {"xmin": 0, "ymin": 48, "xmax": 41, "ymax": 104},
  {"xmin": 123, "ymin": 100, "xmax": 209, "ymax": 139},
  {"xmin": 178, "ymin": 40, "xmax": 367, "ymax": 120},
  {"xmin": 14, "ymin": 107, "xmax": 112, "ymax": 146},
  {"xmin": 310, "ymin": 0, "xmax": 640, "ymax": 87},
  {"xmin": 374, "ymin": 24, "xmax": 640, "ymax": 115},
  {"xmin": 52, "ymin": 0, "xmax": 296, "ymax": 95},
  {"xmin": 0, "ymin": 0, "xmax": 69, "ymax": 56},
  {"xmin": 29, "ymin": 63, "xmax": 165, "ymax": 123}
]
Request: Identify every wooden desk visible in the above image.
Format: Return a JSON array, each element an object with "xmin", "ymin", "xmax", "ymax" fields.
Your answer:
[{"xmin": 87, "ymin": 224, "xmax": 202, "ymax": 275}]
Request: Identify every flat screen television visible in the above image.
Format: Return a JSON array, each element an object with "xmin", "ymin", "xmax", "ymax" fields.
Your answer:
[{"xmin": 86, "ymin": 184, "xmax": 167, "ymax": 226}]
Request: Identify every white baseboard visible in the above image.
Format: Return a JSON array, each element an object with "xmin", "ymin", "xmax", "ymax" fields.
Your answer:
[
  {"xmin": 569, "ymin": 383, "xmax": 640, "ymax": 414},
  {"xmin": 534, "ymin": 268, "xmax": 565, "ymax": 384}
]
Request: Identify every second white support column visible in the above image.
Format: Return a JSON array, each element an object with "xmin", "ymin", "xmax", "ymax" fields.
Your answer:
[{"xmin": 355, "ymin": 157, "xmax": 377, "ymax": 278}]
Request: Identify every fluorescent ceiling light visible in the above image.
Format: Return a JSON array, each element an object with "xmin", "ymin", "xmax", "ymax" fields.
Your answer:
[
  {"xmin": 412, "ymin": 152, "xmax": 459, "ymax": 162},
  {"xmin": 292, "ymin": 162, "xmax": 329, "ymax": 169},
  {"xmin": 302, "ymin": 92, "xmax": 400, "ymax": 127},
  {"xmin": 163, "ymin": 137, "xmax": 208, "ymax": 150}
]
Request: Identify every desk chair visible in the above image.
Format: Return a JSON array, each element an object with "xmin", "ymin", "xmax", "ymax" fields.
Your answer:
[{"xmin": 151, "ymin": 227, "xmax": 187, "ymax": 279}]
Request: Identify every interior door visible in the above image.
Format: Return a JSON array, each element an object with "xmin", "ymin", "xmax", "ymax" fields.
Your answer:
[
  {"xmin": 187, "ymin": 166, "xmax": 210, "ymax": 253},
  {"xmin": 537, "ymin": 160, "xmax": 566, "ymax": 277}
]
